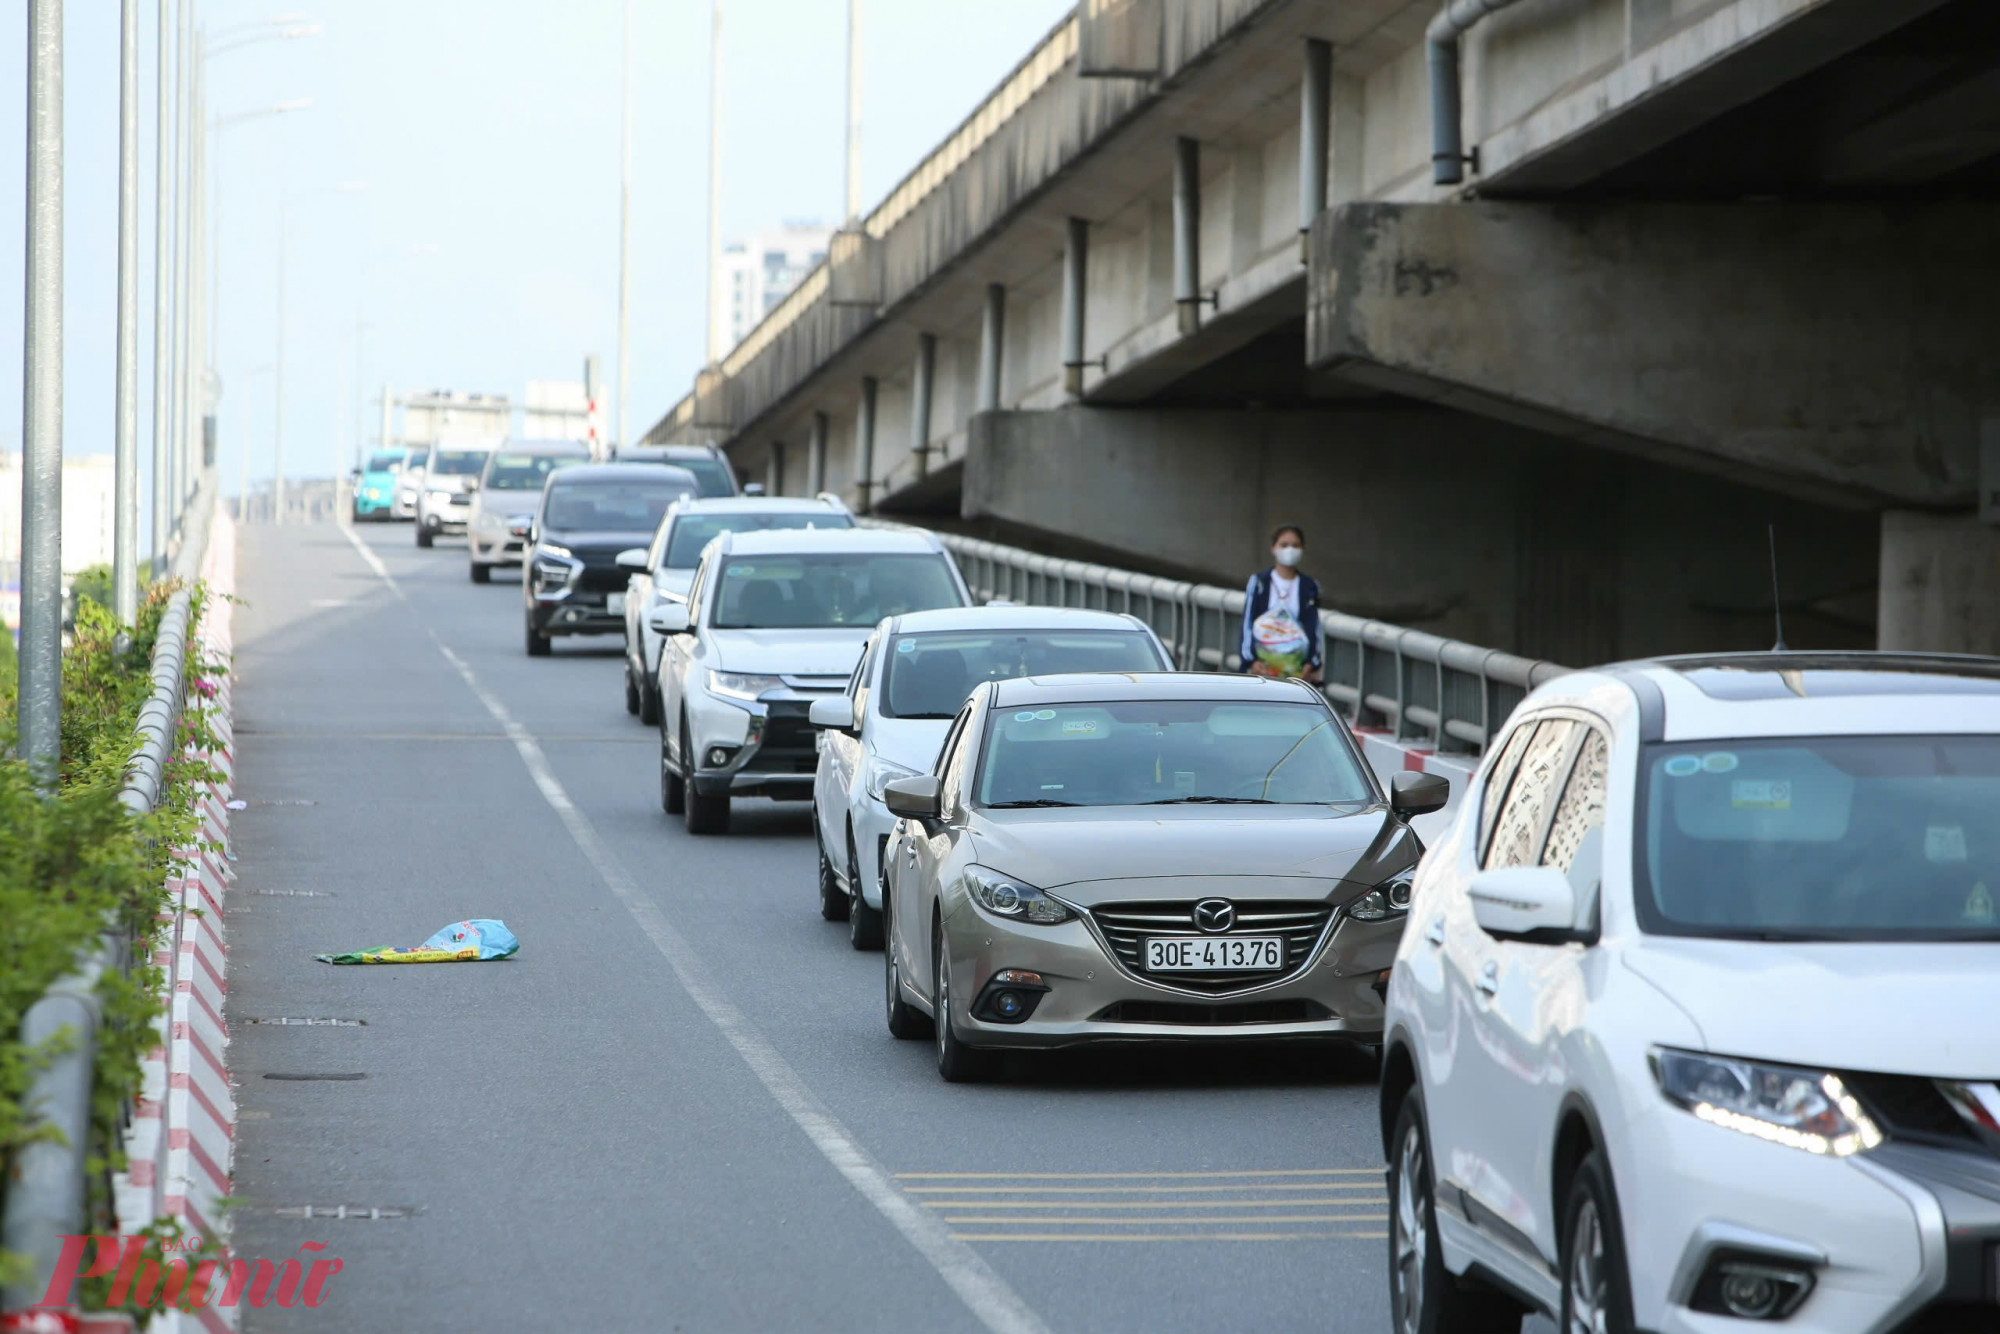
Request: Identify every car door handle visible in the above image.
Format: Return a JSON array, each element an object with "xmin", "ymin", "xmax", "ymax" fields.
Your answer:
[
  {"xmin": 1425, "ymin": 917, "xmax": 1446, "ymax": 947},
  {"xmin": 1476, "ymin": 961, "xmax": 1500, "ymax": 998}
]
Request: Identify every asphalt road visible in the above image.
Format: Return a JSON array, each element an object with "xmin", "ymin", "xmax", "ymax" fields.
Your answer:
[{"xmin": 224, "ymin": 520, "xmax": 1401, "ymax": 1334}]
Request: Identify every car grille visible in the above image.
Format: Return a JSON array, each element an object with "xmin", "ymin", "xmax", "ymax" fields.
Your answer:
[
  {"xmin": 1088, "ymin": 900, "xmax": 1334, "ymax": 997},
  {"xmin": 1091, "ymin": 999, "xmax": 1331, "ymax": 1026},
  {"xmin": 753, "ymin": 702, "xmax": 819, "ymax": 774}
]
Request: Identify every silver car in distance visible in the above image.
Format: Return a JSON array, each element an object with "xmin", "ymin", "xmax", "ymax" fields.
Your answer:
[{"xmin": 879, "ymin": 672, "xmax": 1449, "ymax": 1081}]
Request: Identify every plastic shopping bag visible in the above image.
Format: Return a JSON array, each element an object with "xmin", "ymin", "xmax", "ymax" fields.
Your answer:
[
  {"xmin": 1250, "ymin": 608, "xmax": 1310, "ymax": 678},
  {"xmin": 315, "ymin": 918, "xmax": 520, "ymax": 965}
]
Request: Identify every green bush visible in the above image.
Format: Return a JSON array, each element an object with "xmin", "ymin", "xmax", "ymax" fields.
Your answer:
[{"xmin": 0, "ymin": 580, "xmax": 221, "ymax": 1305}]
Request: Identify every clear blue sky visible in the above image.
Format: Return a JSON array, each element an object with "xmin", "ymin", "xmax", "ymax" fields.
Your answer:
[{"xmin": 0, "ymin": 0, "xmax": 1073, "ymax": 533}]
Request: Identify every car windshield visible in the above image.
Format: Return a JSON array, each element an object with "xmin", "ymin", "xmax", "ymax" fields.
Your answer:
[
  {"xmin": 485, "ymin": 452, "xmax": 585, "ymax": 491},
  {"xmin": 544, "ymin": 480, "xmax": 695, "ymax": 532},
  {"xmin": 403, "ymin": 450, "xmax": 426, "ymax": 470},
  {"xmin": 364, "ymin": 451, "xmax": 404, "ymax": 472},
  {"xmin": 710, "ymin": 553, "xmax": 962, "ymax": 629},
  {"xmin": 1638, "ymin": 735, "xmax": 2000, "ymax": 941},
  {"xmin": 430, "ymin": 449, "xmax": 487, "ymax": 477},
  {"xmin": 673, "ymin": 457, "xmax": 736, "ymax": 497},
  {"xmin": 665, "ymin": 512, "xmax": 853, "ymax": 568},
  {"xmin": 975, "ymin": 699, "xmax": 1374, "ymax": 808},
  {"xmin": 882, "ymin": 631, "xmax": 1168, "ymax": 719}
]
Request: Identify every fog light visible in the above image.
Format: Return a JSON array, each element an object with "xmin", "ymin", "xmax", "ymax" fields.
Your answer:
[
  {"xmin": 1720, "ymin": 1271, "xmax": 1780, "ymax": 1319},
  {"xmin": 707, "ymin": 747, "xmax": 731, "ymax": 767},
  {"xmin": 993, "ymin": 991, "xmax": 1024, "ymax": 1019},
  {"xmin": 1692, "ymin": 1257, "xmax": 1814, "ymax": 1321},
  {"xmin": 972, "ymin": 970, "xmax": 1049, "ymax": 1024}
]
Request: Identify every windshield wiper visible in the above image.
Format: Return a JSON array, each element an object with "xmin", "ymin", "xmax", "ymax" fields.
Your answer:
[
  {"xmin": 1142, "ymin": 796, "xmax": 1276, "ymax": 805},
  {"xmin": 985, "ymin": 799, "xmax": 1081, "ymax": 809},
  {"xmin": 892, "ymin": 712, "xmax": 957, "ymax": 720}
]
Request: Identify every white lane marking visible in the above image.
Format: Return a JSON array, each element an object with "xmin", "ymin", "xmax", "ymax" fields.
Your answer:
[
  {"xmin": 339, "ymin": 523, "xmax": 401, "ymax": 595},
  {"xmin": 335, "ymin": 524, "xmax": 1048, "ymax": 1334}
]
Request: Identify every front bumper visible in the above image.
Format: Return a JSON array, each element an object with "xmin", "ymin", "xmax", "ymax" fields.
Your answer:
[
  {"xmin": 939, "ymin": 899, "xmax": 1402, "ymax": 1049},
  {"xmin": 469, "ymin": 530, "xmax": 526, "ymax": 566},
  {"xmin": 354, "ymin": 491, "xmax": 394, "ymax": 516},
  {"xmin": 421, "ymin": 499, "xmax": 471, "ymax": 532},
  {"xmin": 1620, "ymin": 1097, "xmax": 2000, "ymax": 1333},
  {"xmin": 687, "ymin": 691, "xmax": 831, "ymax": 801}
]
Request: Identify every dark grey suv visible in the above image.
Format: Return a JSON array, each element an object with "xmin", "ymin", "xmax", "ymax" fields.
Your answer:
[{"xmin": 522, "ymin": 463, "xmax": 697, "ymax": 657}]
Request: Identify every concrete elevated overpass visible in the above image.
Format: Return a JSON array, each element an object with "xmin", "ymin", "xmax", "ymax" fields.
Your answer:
[{"xmin": 645, "ymin": 0, "xmax": 2000, "ymax": 664}]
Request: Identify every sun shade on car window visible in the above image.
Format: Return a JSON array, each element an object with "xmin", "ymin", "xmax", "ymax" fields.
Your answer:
[
  {"xmin": 544, "ymin": 480, "xmax": 696, "ymax": 532},
  {"xmin": 710, "ymin": 553, "xmax": 962, "ymax": 629},
  {"xmin": 882, "ymin": 631, "xmax": 1167, "ymax": 719},
  {"xmin": 1637, "ymin": 735, "xmax": 2000, "ymax": 941},
  {"xmin": 975, "ymin": 700, "xmax": 1372, "ymax": 808},
  {"xmin": 430, "ymin": 449, "xmax": 487, "ymax": 476},
  {"xmin": 486, "ymin": 453, "xmax": 586, "ymax": 490},
  {"xmin": 665, "ymin": 512, "xmax": 854, "ymax": 568}
]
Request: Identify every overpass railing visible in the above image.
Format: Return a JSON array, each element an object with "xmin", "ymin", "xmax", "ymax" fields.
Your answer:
[{"xmin": 875, "ymin": 524, "xmax": 1570, "ymax": 756}]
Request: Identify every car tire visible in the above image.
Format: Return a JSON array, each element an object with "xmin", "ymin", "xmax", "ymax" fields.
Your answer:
[
  {"xmin": 817, "ymin": 833, "xmax": 850, "ymax": 921},
  {"xmin": 525, "ymin": 621, "xmax": 551, "ymax": 657},
  {"xmin": 847, "ymin": 829, "xmax": 883, "ymax": 950},
  {"xmin": 1387, "ymin": 1091, "xmax": 1527, "ymax": 1334},
  {"xmin": 624, "ymin": 668, "xmax": 641, "ymax": 716},
  {"xmin": 470, "ymin": 561, "xmax": 491, "ymax": 584},
  {"xmin": 660, "ymin": 726, "xmax": 685, "ymax": 815},
  {"xmin": 883, "ymin": 891, "xmax": 927, "ymax": 1040},
  {"xmin": 933, "ymin": 921, "xmax": 998, "ymax": 1083},
  {"xmin": 638, "ymin": 678, "xmax": 661, "ymax": 726},
  {"xmin": 416, "ymin": 525, "xmax": 433, "ymax": 549},
  {"xmin": 1559, "ymin": 1153, "xmax": 1634, "ymax": 1334},
  {"xmin": 682, "ymin": 719, "xmax": 730, "ymax": 834}
]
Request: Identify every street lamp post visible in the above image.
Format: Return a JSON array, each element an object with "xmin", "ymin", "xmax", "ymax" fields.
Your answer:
[
  {"xmin": 113, "ymin": 0, "xmax": 142, "ymax": 630},
  {"xmin": 19, "ymin": 0, "xmax": 64, "ymax": 781}
]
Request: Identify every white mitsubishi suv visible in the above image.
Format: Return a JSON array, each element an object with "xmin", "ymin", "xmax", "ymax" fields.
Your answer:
[
  {"xmin": 1381, "ymin": 652, "xmax": 2000, "ymax": 1334},
  {"xmin": 650, "ymin": 527, "xmax": 970, "ymax": 835}
]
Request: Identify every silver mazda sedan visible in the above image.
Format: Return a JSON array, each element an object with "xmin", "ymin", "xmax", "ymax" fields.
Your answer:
[{"xmin": 879, "ymin": 672, "xmax": 1448, "ymax": 1081}]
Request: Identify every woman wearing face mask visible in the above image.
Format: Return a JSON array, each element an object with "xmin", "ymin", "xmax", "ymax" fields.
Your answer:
[{"xmin": 1240, "ymin": 525, "xmax": 1321, "ymax": 682}]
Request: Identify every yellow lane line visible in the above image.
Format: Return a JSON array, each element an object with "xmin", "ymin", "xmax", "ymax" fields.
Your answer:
[
  {"xmin": 897, "ymin": 1170, "xmax": 1382, "ymax": 1180},
  {"xmin": 940, "ymin": 1215, "xmax": 1388, "ymax": 1226},
  {"xmin": 949, "ymin": 1232, "xmax": 1388, "ymax": 1243},
  {"xmin": 906, "ymin": 1183, "xmax": 1382, "ymax": 1194},
  {"xmin": 921, "ymin": 1198, "xmax": 1387, "ymax": 1210}
]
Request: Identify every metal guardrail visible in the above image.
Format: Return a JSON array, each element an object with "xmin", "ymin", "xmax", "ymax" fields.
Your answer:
[
  {"xmin": 1, "ymin": 472, "xmax": 216, "ymax": 1317},
  {"xmin": 872, "ymin": 523, "xmax": 1569, "ymax": 756}
]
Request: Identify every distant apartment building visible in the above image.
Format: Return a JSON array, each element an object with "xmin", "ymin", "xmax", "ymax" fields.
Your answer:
[
  {"xmin": 713, "ymin": 222, "xmax": 834, "ymax": 353},
  {"xmin": 399, "ymin": 390, "xmax": 512, "ymax": 446}
]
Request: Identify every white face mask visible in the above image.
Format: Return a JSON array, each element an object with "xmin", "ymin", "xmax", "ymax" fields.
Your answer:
[{"xmin": 1274, "ymin": 545, "xmax": 1302, "ymax": 568}]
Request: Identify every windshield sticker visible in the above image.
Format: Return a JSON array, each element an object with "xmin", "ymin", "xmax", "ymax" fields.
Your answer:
[
  {"xmin": 1061, "ymin": 719, "xmax": 1097, "ymax": 735},
  {"xmin": 1730, "ymin": 779, "xmax": 1791, "ymax": 810},
  {"xmin": 726, "ymin": 565, "xmax": 751, "ymax": 576},
  {"xmin": 1663, "ymin": 755, "xmax": 1701, "ymax": 778},
  {"xmin": 898, "ymin": 641, "xmax": 916, "ymax": 652},
  {"xmin": 1033, "ymin": 709, "xmax": 1056, "ymax": 720},
  {"xmin": 1174, "ymin": 770, "xmax": 1197, "ymax": 793},
  {"xmin": 1702, "ymin": 752, "xmax": 1739, "ymax": 774},
  {"xmin": 1966, "ymin": 882, "xmax": 1995, "ymax": 924},
  {"xmin": 1015, "ymin": 711, "xmax": 1038, "ymax": 722},
  {"xmin": 1926, "ymin": 825, "xmax": 1969, "ymax": 863}
]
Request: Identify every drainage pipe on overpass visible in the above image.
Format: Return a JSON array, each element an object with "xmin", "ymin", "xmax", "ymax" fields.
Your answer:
[
  {"xmin": 1298, "ymin": 39, "xmax": 1330, "ymax": 261},
  {"xmin": 977, "ymin": 284, "xmax": 1005, "ymax": 412},
  {"xmin": 1173, "ymin": 138, "xmax": 1203, "ymax": 334},
  {"xmin": 1427, "ymin": 0, "xmax": 1522, "ymax": 185},
  {"xmin": 1062, "ymin": 218, "xmax": 1091, "ymax": 398},
  {"xmin": 910, "ymin": 333, "xmax": 935, "ymax": 479},
  {"xmin": 809, "ymin": 411, "xmax": 829, "ymax": 494},
  {"xmin": 854, "ymin": 376, "xmax": 877, "ymax": 512}
]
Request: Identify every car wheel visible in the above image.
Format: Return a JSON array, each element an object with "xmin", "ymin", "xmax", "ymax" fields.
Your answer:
[
  {"xmin": 525, "ymin": 621, "xmax": 551, "ymax": 657},
  {"xmin": 817, "ymin": 831, "xmax": 849, "ymax": 921},
  {"xmin": 470, "ymin": 561, "xmax": 491, "ymax": 584},
  {"xmin": 638, "ymin": 677, "xmax": 661, "ymax": 726},
  {"xmin": 933, "ymin": 921, "xmax": 998, "ymax": 1083},
  {"xmin": 659, "ymin": 725, "xmax": 685, "ymax": 815},
  {"xmin": 847, "ymin": 829, "xmax": 883, "ymax": 950},
  {"xmin": 1387, "ymin": 1091, "xmax": 1526, "ymax": 1334},
  {"xmin": 416, "ymin": 525, "xmax": 433, "ymax": 549},
  {"xmin": 1559, "ymin": 1153, "xmax": 1633, "ymax": 1334},
  {"xmin": 624, "ymin": 667, "xmax": 641, "ymax": 716},
  {"xmin": 682, "ymin": 719, "xmax": 730, "ymax": 835},
  {"xmin": 883, "ymin": 891, "xmax": 927, "ymax": 1039}
]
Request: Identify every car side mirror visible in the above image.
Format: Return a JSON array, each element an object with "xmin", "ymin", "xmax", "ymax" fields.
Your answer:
[
  {"xmin": 809, "ymin": 697, "xmax": 856, "ymax": 732},
  {"xmin": 615, "ymin": 547, "xmax": 649, "ymax": 570},
  {"xmin": 1468, "ymin": 866, "xmax": 1580, "ymax": 944},
  {"xmin": 647, "ymin": 603, "xmax": 691, "ymax": 636},
  {"xmin": 1390, "ymin": 770, "xmax": 1450, "ymax": 818},
  {"xmin": 742, "ymin": 482, "xmax": 765, "ymax": 496},
  {"xmin": 882, "ymin": 774, "xmax": 941, "ymax": 821},
  {"xmin": 464, "ymin": 478, "xmax": 479, "ymax": 492}
]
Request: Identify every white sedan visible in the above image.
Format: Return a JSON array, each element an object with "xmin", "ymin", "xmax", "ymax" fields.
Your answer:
[
  {"xmin": 807, "ymin": 605, "xmax": 1170, "ymax": 948},
  {"xmin": 1381, "ymin": 651, "xmax": 2000, "ymax": 1334}
]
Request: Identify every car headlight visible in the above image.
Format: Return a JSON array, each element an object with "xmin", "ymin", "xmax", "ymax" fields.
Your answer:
[
  {"xmin": 1652, "ymin": 1048, "xmax": 1883, "ymax": 1157},
  {"xmin": 707, "ymin": 670, "xmax": 784, "ymax": 702},
  {"xmin": 1347, "ymin": 868, "xmax": 1415, "ymax": 922},
  {"xmin": 537, "ymin": 542, "xmax": 573, "ymax": 561},
  {"xmin": 866, "ymin": 759, "xmax": 921, "ymax": 802},
  {"xmin": 963, "ymin": 865, "xmax": 1073, "ymax": 926},
  {"xmin": 426, "ymin": 488, "xmax": 454, "ymax": 506}
]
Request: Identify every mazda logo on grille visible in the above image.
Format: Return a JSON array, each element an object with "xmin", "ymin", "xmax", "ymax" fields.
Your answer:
[{"xmin": 1192, "ymin": 899, "xmax": 1236, "ymax": 933}]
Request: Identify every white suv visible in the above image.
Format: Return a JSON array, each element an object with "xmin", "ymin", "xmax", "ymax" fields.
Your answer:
[
  {"xmin": 650, "ymin": 527, "xmax": 971, "ymax": 835},
  {"xmin": 1381, "ymin": 652, "xmax": 2000, "ymax": 1334},
  {"xmin": 807, "ymin": 605, "xmax": 1171, "ymax": 948}
]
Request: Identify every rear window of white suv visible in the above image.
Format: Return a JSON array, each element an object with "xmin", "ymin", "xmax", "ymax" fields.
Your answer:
[{"xmin": 1637, "ymin": 734, "xmax": 2000, "ymax": 940}]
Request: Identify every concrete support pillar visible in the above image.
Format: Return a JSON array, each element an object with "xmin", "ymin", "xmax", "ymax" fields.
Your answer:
[
  {"xmin": 808, "ymin": 411, "xmax": 829, "ymax": 494},
  {"xmin": 767, "ymin": 440, "xmax": 786, "ymax": 496},
  {"xmin": 1173, "ymin": 138, "xmax": 1202, "ymax": 335},
  {"xmin": 854, "ymin": 376, "xmax": 878, "ymax": 513},
  {"xmin": 977, "ymin": 283, "xmax": 1005, "ymax": 413},
  {"xmin": 1062, "ymin": 218, "xmax": 1091, "ymax": 398},
  {"xmin": 1298, "ymin": 38, "xmax": 1331, "ymax": 263},
  {"xmin": 910, "ymin": 333, "xmax": 935, "ymax": 479},
  {"xmin": 1878, "ymin": 511, "xmax": 2000, "ymax": 654}
]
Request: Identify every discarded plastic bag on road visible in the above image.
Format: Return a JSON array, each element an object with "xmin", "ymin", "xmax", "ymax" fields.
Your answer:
[{"xmin": 315, "ymin": 918, "xmax": 519, "ymax": 965}]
